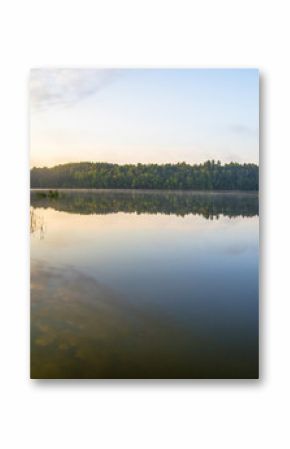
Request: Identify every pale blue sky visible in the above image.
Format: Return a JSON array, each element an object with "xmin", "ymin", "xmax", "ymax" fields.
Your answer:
[{"xmin": 30, "ymin": 69, "xmax": 259, "ymax": 167}]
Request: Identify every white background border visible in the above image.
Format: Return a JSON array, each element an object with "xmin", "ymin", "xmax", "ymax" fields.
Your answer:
[{"xmin": 1, "ymin": 1, "xmax": 289, "ymax": 448}]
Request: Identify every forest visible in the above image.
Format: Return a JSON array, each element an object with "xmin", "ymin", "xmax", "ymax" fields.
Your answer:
[{"xmin": 30, "ymin": 161, "xmax": 259, "ymax": 191}]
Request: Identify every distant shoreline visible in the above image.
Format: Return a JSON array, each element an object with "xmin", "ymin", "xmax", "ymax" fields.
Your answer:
[
  {"xmin": 30, "ymin": 161, "xmax": 259, "ymax": 191},
  {"xmin": 30, "ymin": 188, "xmax": 258, "ymax": 195}
]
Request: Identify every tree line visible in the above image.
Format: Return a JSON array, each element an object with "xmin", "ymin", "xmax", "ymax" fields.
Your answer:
[{"xmin": 30, "ymin": 161, "xmax": 259, "ymax": 191}]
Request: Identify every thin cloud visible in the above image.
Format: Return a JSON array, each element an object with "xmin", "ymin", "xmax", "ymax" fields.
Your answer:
[
  {"xmin": 229, "ymin": 124, "xmax": 258, "ymax": 137},
  {"xmin": 30, "ymin": 68, "xmax": 119, "ymax": 111}
]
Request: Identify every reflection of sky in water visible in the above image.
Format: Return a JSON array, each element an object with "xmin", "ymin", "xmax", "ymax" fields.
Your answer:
[{"xmin": 31, "ymin": 193, "xmax": 258, "ymax": 378}]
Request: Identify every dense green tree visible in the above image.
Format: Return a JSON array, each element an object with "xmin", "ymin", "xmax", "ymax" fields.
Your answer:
[{"xmin": 30, "ymin": 161, "xmax": 259, "ymax": 191}]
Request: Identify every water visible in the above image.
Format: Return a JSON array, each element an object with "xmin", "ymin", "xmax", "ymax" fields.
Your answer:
[{"xmin": 30, "ymin": 189, "xmax": 259, "ymax": 379}]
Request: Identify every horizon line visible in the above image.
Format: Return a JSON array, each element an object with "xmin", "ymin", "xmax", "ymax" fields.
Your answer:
[{"xmin": 31, "ymin": 160, "xmax": 259, "ymax": 169}]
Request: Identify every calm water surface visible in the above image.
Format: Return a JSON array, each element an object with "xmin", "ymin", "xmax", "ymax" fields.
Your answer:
[{"xmin": 30, "ymin": 190, "xmax": 259, "ymax": 378}]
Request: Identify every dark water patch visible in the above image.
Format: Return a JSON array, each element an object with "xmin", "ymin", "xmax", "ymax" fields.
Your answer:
[{"xmin": 31, "ymin": 260, "xmax": 258, "ymax": 379}]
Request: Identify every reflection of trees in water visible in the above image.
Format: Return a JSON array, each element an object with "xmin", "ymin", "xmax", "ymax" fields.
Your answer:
[
  {"xmin": 31, "ymin": 190, "xmax": 259, "ymax": 219},
  {"xmin": 30, "ymin": 208, "xmax": 45, "ymax": 239}
]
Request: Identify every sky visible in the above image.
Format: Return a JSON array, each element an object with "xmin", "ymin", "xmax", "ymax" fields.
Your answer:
[{"xmin": 30, "ymin": 68, "xmax": 259, "ymax": 167}]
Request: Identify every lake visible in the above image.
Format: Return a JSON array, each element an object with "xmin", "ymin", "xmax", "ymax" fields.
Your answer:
[{"xmin": 30, "ymin": 189, "xmax": 259, "ymax": 379}]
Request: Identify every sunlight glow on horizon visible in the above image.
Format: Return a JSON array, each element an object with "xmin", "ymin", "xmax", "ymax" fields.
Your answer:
[{"xmin": 30, "ymin": 69, "xmax": 259, "ymax": 168}]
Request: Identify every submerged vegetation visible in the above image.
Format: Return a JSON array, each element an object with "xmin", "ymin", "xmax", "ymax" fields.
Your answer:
[
  {"xmin": 36, "ymin": 190, "xmax": 59, "ymax": 199},
  {"xmin": 31, "ymin": 161, "xmax": 259, "ymax": 191}
]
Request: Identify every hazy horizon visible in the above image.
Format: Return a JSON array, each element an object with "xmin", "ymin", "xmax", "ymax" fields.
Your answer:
[
  {"xmin": 31, "ymin": 159, "xmax": 259, "ymax": 170},
  {"xmin": 30, "ymin": 69, "xmax": 259, "ymax": 168}
]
